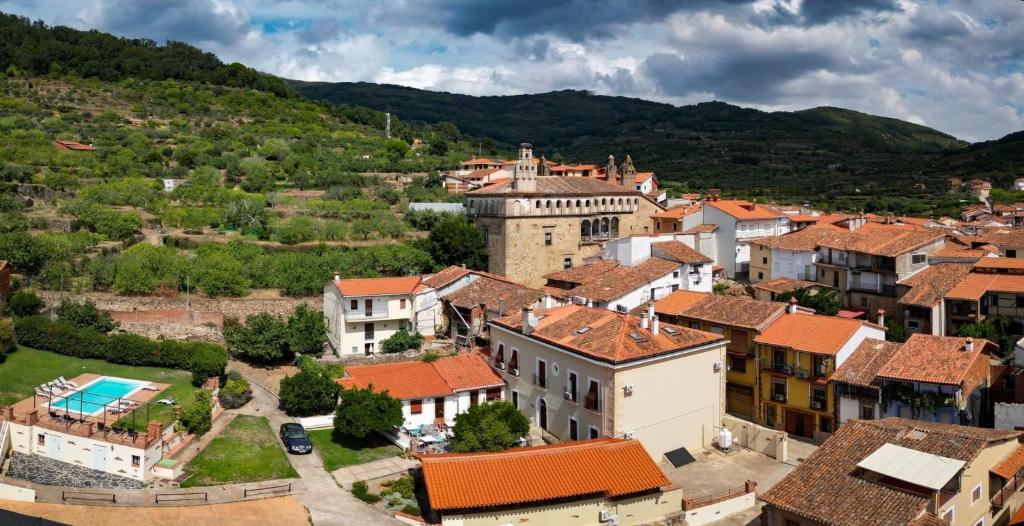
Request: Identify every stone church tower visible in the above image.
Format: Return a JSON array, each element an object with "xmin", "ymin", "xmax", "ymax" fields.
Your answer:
[
  {"xmin": 510, "ymin": 143, "xmax": 537, "ymax": 192},
  {"xmin": 619, "ymin": 154, "xmax": 637, "ymax": 187},
  {"xmin": 606, "ymin": 155, "xmax": 618, "ymax": 185}
]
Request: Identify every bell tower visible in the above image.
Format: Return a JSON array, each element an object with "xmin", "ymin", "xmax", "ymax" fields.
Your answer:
[{"xmin": 511, "ymin": 142, "xmax": 537, "ymax": 192}]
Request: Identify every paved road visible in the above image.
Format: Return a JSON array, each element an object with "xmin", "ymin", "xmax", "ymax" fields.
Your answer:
[{"xmin": 238, "ymin": 374, "xmax": 401, "ymax": 526}]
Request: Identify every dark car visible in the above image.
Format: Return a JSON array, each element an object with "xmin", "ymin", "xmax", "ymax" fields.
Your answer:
[{"xmin": 280, "ymin": 423, "xmax": 313, "ymax": 454}]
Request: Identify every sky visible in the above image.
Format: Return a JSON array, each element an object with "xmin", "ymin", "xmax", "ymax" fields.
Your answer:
[{"xmin": 1, "ymin": 0, "xmax": 1022, "ymax": 142}]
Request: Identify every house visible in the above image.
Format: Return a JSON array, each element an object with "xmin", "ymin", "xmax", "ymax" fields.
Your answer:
[
  {"xmin": 441, "ymin": 274, "xmax": 545, "ymax": 347},
  {"xmin": 815, "ymin": 222, "xmax": 945, "ymax": 325},
  {"xmin": 1015, "ymin": 178, "xmax": 1024, "ymax": 192},
  {"xmin": 876, "ymin": 334, "xmax": 992, "ymax": 426},
  {"xmin": 633, "ymin": 172, "xmax": 657, "ymax": 194},
  {"xmin": 754, "ymin": 306, "xmax": 886, "ymax": 441},
  {"xmin": 487, "ymin": 304, "xmax": 727, "ymax": 459},
  {"xmin": 702, "ymin": 199, "xmax": 791, "ymax": 279},
  {"xmin": 650, "ymin": 203, "xmax": 702, "ymax": 234},
  {"xmin": 748, "ymin": 224, "xmax": 849, "ymax": 283},
  {"xmin": 978, "ymin": 229, "xmax": 1024, "ymax": 259},
  {"xmin": 418, "ymin": 438, "xmax": 682, "ymax": 526},
  {"xmin": 970, "ymin": 179, "xmax": 993, "ymax": 200},
  {"xmin": 943, "ymin": 259, "xmax": 1024, "ymax": 338},
  {"xmin": 600, "ymin": 230, "xmax": 717, "ymax": 267},
  {"xmin": 751, "ymin": 277, "xmax": 826, "ymax": 302},
  {"xmin": 831, "ymin": 338, "xmax": 903, "ymax": 424},
  {"xmin": 323, "ymin": 275, "xmax": 434, "ymax": 356},
  {"xmin": 652, "ymin": 291, "xmax": 786, "ymax": 421},
  {"xmin": 337, "ymin": 354, "xmax": 504, "ymax": 428},
  {"xmin": 53, "ymin": 140, "xmax": 95, "ymax": 152},
  {"xmin": 897, "ymin": 263, "xmax": 974, "ymax": 335},
  {"xmin": 761, "ymin": 418, "xmax": 1024, "ymax": 526}
]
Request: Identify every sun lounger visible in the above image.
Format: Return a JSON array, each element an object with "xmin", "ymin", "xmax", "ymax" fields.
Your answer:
[
  {"xmin": 58, "ymin": 377, "xmax": 76, "ymax": 388},
  {"xmin": 156, "ymin": 397, "xmax": 176, "ymax": 405},
  {"xmin": 142, "ymin": 384, "xmax": 159, "ymax": 391}
]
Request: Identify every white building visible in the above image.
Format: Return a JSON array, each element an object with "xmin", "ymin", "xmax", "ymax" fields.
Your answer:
[
  {"xmin": 338, "ymin": 354, "xmax": 505, "ymax": 428},
  {"xmin": 324, "ymin": 275, "xmax": 435, "ymax": 356},
  {"xmin": 702, "ymin": 199, "xmax": 791, "ymax": 279}
]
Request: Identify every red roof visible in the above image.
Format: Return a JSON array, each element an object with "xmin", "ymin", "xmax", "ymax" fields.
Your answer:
[
  {"xmin": 422, "ymin": 265, "xmax": 472, "ymax": 289},
  {"xmin": 420, "ymin": 439, "xmax": 670, "ymax": 511},
  {"xmin": 945, "ymin": 273, "xmax": 1024, "ymax": 300},
  {"xmin": 338, "ymin": 354, "xmax": 503, "ymax": 399},
  {"xmin": 755, "ymin": 312, "xmax": 874, "ymax": 356},
  {"xmin": 876, "ymin": 334, "xmax": 991, "ymax": 386},
  {"xmin": 335, "ymin": 276, "xmax": 423, "ymax": 296},
  {"xmin": 704, "ymin": 199, "xmax": 782, "ymax": 220}
]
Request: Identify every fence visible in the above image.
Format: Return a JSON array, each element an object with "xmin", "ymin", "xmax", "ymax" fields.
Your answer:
[
  {"xmin": 62, "ymin": 490, "xmax": 116, "ymax": 503},
  {"xmin": 681, "ymin": 482, "xmax": 758, "ymax": 526},
  {"xmin": 682, "ymin": 484, "xmax": 752, "ymax": 511},
  {"xmin": 155, "ymin": 491, "xmax": 208, "ymax": 504},
  {"xmin": 244, "ymin": 482, "xmax": 292, "ymax": 498}
]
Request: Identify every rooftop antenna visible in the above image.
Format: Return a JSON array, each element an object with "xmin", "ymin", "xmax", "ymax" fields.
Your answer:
[{"xmin": 385, "ymin": 112, "xmax": 391, "ymax": 139}]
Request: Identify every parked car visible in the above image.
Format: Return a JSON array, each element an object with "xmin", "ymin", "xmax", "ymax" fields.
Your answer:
[{"xmin": 279, "ymin": 422, "xmax": 313, "ymax": 454}]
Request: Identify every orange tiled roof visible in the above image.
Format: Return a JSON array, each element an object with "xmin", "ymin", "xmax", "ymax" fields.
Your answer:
[
  {"xmin": 676, "ymin": 294, "xmax": 786, "ymax": 331},
  {"xmin": 818, "ymin": 223, "xmax": 945, "ymax": 257},
  {"xmin": 443, "ymin": 275, "xmax": 544, "ymax": 312},
  {"xmin": 565, "ymin": 258, "xmax": 681, "ymax": 302},
  {"xmin": 491, "ymin": 304, "xmax": 724, "ymax": 365},
  {"xmin": 945, "ymin": 273, "xmax": 1024, "ymax": 300},
  {"xmin": 681, "ymin": 224, "xmax": 718, "ymax": 234},
  {"xmin": 544, "ymin": 259, "xmax": 621, "ymax": 286},
  {"xmin": 463, "ymin": 168, "xmax": 500, "ymax": 180},
  {"xmin": 422, "ymin": 265, "xmax": 472, "ymax": 289},
  {"xmin": 338, "ymin": 354, "xmax": 503, "ymax": 399},
  {"xmin": 750, "ymin": 225, "xmax": 848, "ymax": 252},
  {"xmin": 898, "ymin": 263, "xmax": 974, "ymax": 307},
  {"xmin": 975, "ymin": 257, "xmax": 1024, "ymax": 270},
  {"xmin": 461, "ymin": 158, "xmax": 497, "ymax": 165},
  {"xmin": 876, "ymin": 334, "xmax": 991, "ymax": 386},
  {"xmin": 634, "ymin": 172, "xmax": 655, "ymax": 183},
  {"xmin": 755, "ymin": 312, "xmax": 871, "ymax": 356},
  {"xmin": 651, "ymin": 290, "xmax": 710, "ymax": 316},
  {"xmin": 54, "ymin": 140, "xmax": 96, "ymax": 151},
  {"xmin": 335, "ymin": 276, "xmax": 423, "ymax": 296},
  {"xmin": 651, "ymin": 241, "xmax": 712, "ymax": 264},
  {"xmin": 992, "ymin": 444, "xmax": 1024, "ymax": 480},
  {"xmin": 704, "ymin": 199, "xmax": 782, "ymax": 220},
  {"xmin": 651, "ymin": 203, "xmax": 701, "ymax": 219},
  {"xmin": 831, "ymin": 339, "xmax": 902, "ymax": 388},
  {"xmin": 752, "ymin": 277, "xmax": 821, "ymax": 295},
  {"xmin": 420, "ymin": 439, "xmax": 669, "ymax": 511}
]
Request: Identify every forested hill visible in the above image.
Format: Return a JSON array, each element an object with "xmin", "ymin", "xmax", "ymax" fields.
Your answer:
[
  {"xmin": 292, "ymin": 80, "xmax": 980, "ymax": 212},
  {"xmin": 0, "ymin": 13, "xmax": 292, "ymax": 97}
]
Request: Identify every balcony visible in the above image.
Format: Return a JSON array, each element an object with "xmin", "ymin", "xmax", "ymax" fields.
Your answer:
[
  {"xmin": 760, "ymin": 359, "xmax": 795, "ymax": 376},
  {"xmin": 992, "ymin": 476, "xmax": 1024, "ymax": 509},
  {"xmin": 345, "ymin": 308, "xmax": 392, "ymax": 320},
  {"xmin": 533, "ymin": 373, "xmax": 547, "ymax": 389},
  {"xmin": 848, "ymin": 283, "xmax": 897, "ymax": 296}
]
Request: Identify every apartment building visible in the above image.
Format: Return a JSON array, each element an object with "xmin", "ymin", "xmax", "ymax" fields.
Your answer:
[
  {"xmin": 762, "ymin": 418, "xmax": 1024, "ymax": 526},
  {"xmin": 748, "ymin": 224, "xmax": 848, "ymax": 284},
  {"xmin": 897, "ymin": 263, "xmax": 974, "ymax": 336},
  {"xmin": 486, "ymin": 304, "xmax": 727, "ymax": 459},
  {"xmin": 754, "ymin": 307, "xmax": 886, "ymax": 441},
  {"xmin": 831, "ymin": 338, "xmax": 903, "ymax": 424},
  {"xmin": 703, "ymin": 199, "xmax": 791, "ymax": 279},
  {"xmin": 944, "ymin": 258, "xmax": 1024, "ymax": 338},
  {"xmin": 323, "ymin": 275, "xmax": 430, "ymax": 356}
]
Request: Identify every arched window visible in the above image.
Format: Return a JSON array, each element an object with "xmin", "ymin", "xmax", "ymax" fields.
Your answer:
[
  {"xmin": 585, "ymin": 200, "xmax": 591, "ymax": 207},
  {"xmin": 556, "ymin": 200, "xmax": 563, "ymax": 209},
  {"xmin": 591, "ymin": 220, "xmax": 600, "ymax": 237},
  {"xmin": 611, "ymin": 217, "xmax": 619, "ymax": 237},
  {"xmin": 617, "ymin": 198, "xmax": 624, "ymax": 207},
  {"xmin": 575, "ymin": 199, "xmax": 582, "ymax": 208},
  {"xmin": 634, "ymin": 198, "xmax": 639, "ymax": 207},
  {"xmin": 601, "ymin": 217, "xmax": 610, "ymax": 236},
  {"xmin": 535, "ymin": 200, "xmax": 542, "ymax": 209},
  {"xmin": 581, "ymin": 220, "xmax": 591, "ymax": 240},
  {"xmin": 546, "ymin": 200, "xmax": 552, "ymax": 209},
  {"xmin": 601, "ymin": 198, "xmax": 607, "ymax": 206}
]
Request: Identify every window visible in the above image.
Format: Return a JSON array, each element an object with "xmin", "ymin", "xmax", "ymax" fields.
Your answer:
[
  {"xmin": 37, "ymin": 434, "xmax": 45, "ymax": 446},
  {"xmin": 689, "ymin": 322, "xmax": 700, "ymax": 329},
  {"xmin": 494, "ymin": 344, "xmax": 505, "ymax": 367},
  {"xmin": 1017, "ymin": 296, "xmax": 1024, "ymax": 309},
  {"xmin": 435, "ymin": 397, "xmax": 445, "ymax": 418},
  {"xmin": 350, "ymin": 299, "xmax": 358, "ymax": 310},
  {"xmin": 819, "ymin": 416, "xmax": 832, "ymax": 433},
  {"xmin": 536, "ymin": 359, "xmax": 547, "ymax": 388},
  {"xmin": 673, "ymin": 270, "xmax": 680, "ymax": 279},
  {"xmin": 486, "ymin": 387, "xmax": 501, "ymax": 401},
  {"xmin": 728, "ymin": 355, "xmax": 747, "ymax": 373},
  {"xmin": 566, "ymin": 371, "xmax": 578, "ymax": 402},
  {"xmin": 470, "ymin": 391, "xmax": 479, "ymax": 408},
  {"xmin": 771, "ymin": 379, "xmax": 787, "ymax": 402},
  {"xmin": 811, "ymin": 386, "xmax": 827, "ymax": 410},
  {"xmin": 563, "ymin": 257, "xmax": 572, "ymax": 270},
  {"xmin": 544, "ymin": 232, "xmax": 553, "ymax": 245},
  {"xmin": 588, "ymin": 426, "xmax": 600, "ymax": 439},
  {"xmin": 482, "ymin": 226, "xmax": 489, "ymax": 243},
  {"xmin": 860, "ymin": 405, "xmax": 875, "ymax": 420},
  {"xmin": 131, "ymin": 455, "xmax": 141, "ymax": 468},
  {"xmin": 942, "ymin": 508, "xmax": 953, "ymax": 524},
  {"xmin": 585, "ymin": 379, "xmax": 601, "ymax": 412},
  {"xmin": 615, "ymin": 305, "xmax": 628, "ymax": 313},
  {"xmin": 410, "ymin": 399, "xmax": 423, "ymax": 414},
  {"xmin": 364, "ymin": 322, "xmax": 374, "ymax": 340},
  {"xmin": 1009, "ymin": 249, "xmax": 1018, "ymax": 258},
  {"xmin": 656, "ymin": 220, "xmax": 662, "ymax": 230},
  {"xmin": 569, "ymin": 418, "xmax": 579, "ymax": 440},
  {"xmin": 971, "ymin": 483, "xmax": 982, "ymax": 503},
  {"xmin": 812, "ymin": 355, "xmax": 829, "ymax": 377},
  {"xmin": 512, "ymin": 390, "xmax": 519, "ymax": 409},
  {"xmin": 400, "ymin": 298, "xmax": 407, "ymax": 309},
  {"xmin": 757, "ymin": 272, "xmax": 763, "ymax": 280},
  {"xmin": 911, "ymin": 253, "xmax": 926, "ymax": 264},
  {"xmin": 509, "ymin": 349, "xmax": 520, "ymax": 376},
  {"xmin": 762, "ymin": 256, "xmax": 768, "ymax": 264},
  {"xmin": 765, "ymin": 404, "xmax": 777, "ymax": 427}
]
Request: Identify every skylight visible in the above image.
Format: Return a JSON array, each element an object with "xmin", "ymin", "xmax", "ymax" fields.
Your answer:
[
  {"xmin": 628, "ymin": 332, "xmax": 644, "ymax": 342},
  {"xmin": 575, "ymin": 327, "xmax": 592, "ymax": 335},
  {"xmin": 662, "ymin": 326, "xmax": 678, "ymax": 335}
]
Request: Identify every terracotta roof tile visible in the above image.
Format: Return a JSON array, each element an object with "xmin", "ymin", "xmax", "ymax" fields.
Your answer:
[
  {"xmin": 704, "ymin": 199, "xmax": 782, "ymax": 220},
  {"xmin": 422, "ymin": 265, "xmax": 473, "ymax": 289},
  {"xmin": 750, "ymin": 225, "xmax": 848, "ymax": 252},
  {"xmin": 680, "ymin": 224, "xmax": 718, "ymax": 234},
  {"xmin": 564, "ymin": 258, "xmax": 681, "ymax": 302},
  {"xmin": 945, "ymin": 273, "xmax": 1024, "ymax": 300},
  {"xmin": 754, "ymin": 312, "xmax": 871, "ymax": 356},
  {"xmin": 677, "ymin": 294, "xmax": 786, "ymax": 331},
  {"xmin": 831, "ymin": 339, "xmax": 903, "ymax": 388},
  {"xmin": 338, "ymin": 354, "xmax": 503, "ymax": 399},
  {"xmin": 975, "ymin": 257, "xmax": 1024, "ymax": 270},
  {"xmin": 651, "ymin": 241, "xmax": 712, "ymax": 264},
  {"xmin": 335, "ymin": 276, "xmax": 422, "ymax": 296},
  {"xmin": 992, "ymin": 444, "xmax": 1024, "ymax": 480},
  {"xmin": 651, "ymin": 203, "xmax": 701, "ymax": 219},
  {"xmin": 876, "ymin": 334, "xmax": 991, "ymax": 386},
  {"xmin": 651, "ymin": 291, "xmax": 711, "ymax": 317},
  {"xmin": 543, "ymin": 260, "xmax": 621, "ymax": 286},
  {"xmin": 818, "ymin": 223, "xmax": 945, "ymax": 257},
  {"xmin": 978, "ymin": 229, "xmax": 1024, "ymax": 248},
  {"xmin": 898, "ymin": 264, "xmax": 974, "ymax": 307},
  {"xmin": 443, "ymin": 276, "xmax": 544, "ymax": 312},
  {"xmin": 762, "ymin": 418, "xmax": 1020, "ymax": 526},
  {"xmin": 752, "ymin": 277, "xmax": 821, "ymax": 295},
  {"xmin": 420, "ymin": 439, "xmax": 670, "ymax": 511},
  {"xmin": 491, "ymin": 304, "xmax": 724, "ymax": 365}
]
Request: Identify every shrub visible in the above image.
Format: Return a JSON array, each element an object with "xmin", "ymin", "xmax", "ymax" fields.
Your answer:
[
  {"xmin": 224, "ymin": 314, "xmax": 290, "ymax": 363},
  {"xmin": 56, "ymin": 298, "xmax": 119, "ymax": 332},
  {"xmin": 0, "ymin": 318, "xmax": 14, "ymax": 355},
  {"xmin": 420, "ymin": 351, "xmax": 440, "ymax": 363},
  {"xmin": 400, "ymin": 504, "xmax": 421, "ymax": 516},
  {"xmin": 279, "ymin": 361, "xmax": 340, "ymax": 417},
  {"xmin": 7, "ymin": 290, "xmax": 44, "ymax": 317},
  {"xmin": 380, "ymin": 328, "xmax": 424, "ymax": 354},
  {"xmin": 351, "ymin": 481, "xmax": 380, "ymax": 504},
  {"xmin": 287, "ymin": 303, "xmax": 326, "ymax": 357},
  {"xmin": 450, "ymin": 401, "xmax": 530, "ymax": 453},
  {"xmin": 382, "ymin": 476, "xmax": 415, "ymax": 499},
  {"xmin": 180, "ymin": 390, "xmax": 213, "ymax": 436},
  {"xmin": 334, "ymin": 386, "xmax": 403, "ymax": 439},
  {"xmin": 217, "ymin": 377, "xmax": 253, "ymax": 409}
]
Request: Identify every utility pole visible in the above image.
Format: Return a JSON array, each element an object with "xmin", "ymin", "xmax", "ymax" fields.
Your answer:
[{"xmin": 385, "ymin": 112, "xmax": 391, "ymax": 139}]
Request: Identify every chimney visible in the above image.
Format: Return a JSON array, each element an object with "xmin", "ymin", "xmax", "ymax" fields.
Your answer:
[
  {"xmin": 497, "ymin": 299, "xmax": 505, "ymax": 317},
  {"xmin": 876, "ymin": 308, "xmax": 886, "ymax": 327},
  {"xmin": 521, "ymin": 306, "xmax": 533, "ymax": 335},
  {"xmin": 333, "ymin": 272, "xmax": 340, "ymax": 283},
  {"xmin": 147, "ymin": 421, "xmax": 162, "ymax": 443},
  {"xmin": 787, "ymin": 296, "xmax": 798, "ymax": 314},
  {"xmin": 647, "ymin": 302, "xmax": 655, "ymax": 321},
  {"xmin": 651, "ymin": 315, "xmax": 660, "ymax": 335},
  {"xmin": 641, "ymin": 312, "xmax": 649, "ymax": 329},
  {"xmin": 965, "ymin": 338, "xmax": 974, "ymax": 352}
]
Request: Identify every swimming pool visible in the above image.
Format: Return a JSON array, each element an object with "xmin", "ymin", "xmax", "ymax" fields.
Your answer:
[{"xmin": 50, "ymin": 377, "xmax": 146, "ymax": 416}]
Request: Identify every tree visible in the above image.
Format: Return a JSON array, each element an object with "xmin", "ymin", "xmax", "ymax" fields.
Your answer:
[
  {"xmin": 777, "ymin": 287, "xmax": 842, "ymax": 316},
  {"xmin": 384, "ymin": 139, "xmax": 410, "ymax": 163},
  {"xmin": 380, "ymin": 328, "xmax": 424, "ymax": 354},
  {"xmin": 333, "ymin": 386, "xmax": 403, "ymax": 439},
  {"xmin": 279, "ymin": 362, "xmax": 340, "ymax": 417},
  {"xmin": 287, "ymin": 303, "xmax": 326, "ymax": 357},
  {"xmin": 224, "ymin": 313, "xmax": 290, "ymax": 363},
  {"xmin": 179, "ymin": 390, "xmax": 213, "ymax": 436},
  {"xmin": 0, "ymin": 232, "xmax": 48, "ymax": 274},
  {"xmin": 56, "ymin": 299, "xmax": 119, "ymax": 332},
  {"xmin": 450, "ymin": 401, "xmax": 529, "ymax": 453},
  {"xmin": 0, "ymin": 318, "xmax": 14, "ymax": 355},
  {"xmin": 193, "ymin": 250, "xmax": 249, "ymax": 296},
  {"xmin": 425, "ymin": 216, "xmax": 487, "ymax": 270},
  {"xmin": 7, "ymin": 290, "xmax": 44, "ymax": 317},
  {"xmin": 885, "ymin": 319, "xmax": 910, "ymax": 343}
]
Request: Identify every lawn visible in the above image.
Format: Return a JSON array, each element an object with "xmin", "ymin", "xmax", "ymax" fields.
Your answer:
[
  {"xmin": 309, "ymin": 429, "xmax": 402, "ymax": 472},
  {"xmin": 181, "ymin": 415, "xmax": 299, "ymax": 487},
  {"xmin": 0, "ymin": 346, "xmax": 198, "ymax": 431}
]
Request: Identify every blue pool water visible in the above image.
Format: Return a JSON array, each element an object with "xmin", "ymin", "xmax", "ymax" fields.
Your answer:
[{"xmin": 50, "ymin": 377, "xmax": 144, "ymax": 415}]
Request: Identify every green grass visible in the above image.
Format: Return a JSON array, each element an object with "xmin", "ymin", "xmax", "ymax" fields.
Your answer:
[
  {"xmin": 0, "ymin": 346, "xmax": 198, "ymax": 431},
  {"xmin": 309, "ymin": 429, "xmax": 402, "ymax": 472},
  {"xmin": 181, "ymin": 415, "xmax": 298, "ymax": 487}
]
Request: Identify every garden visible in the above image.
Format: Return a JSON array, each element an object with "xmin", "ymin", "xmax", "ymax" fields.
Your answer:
[{"xmin": 180, "ymin": 415, "xmax": 299, "ymax": 488}]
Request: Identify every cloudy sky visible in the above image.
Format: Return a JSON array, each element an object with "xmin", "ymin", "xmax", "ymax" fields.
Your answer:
[{"xmin": 2, "ymin": 0, "xmax": 1022, "ymax": 142}]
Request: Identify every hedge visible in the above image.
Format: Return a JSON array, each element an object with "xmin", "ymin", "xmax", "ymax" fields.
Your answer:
[{"xmin": 13, "ymin": 316, "xmax": 226, "ymax": 385}]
